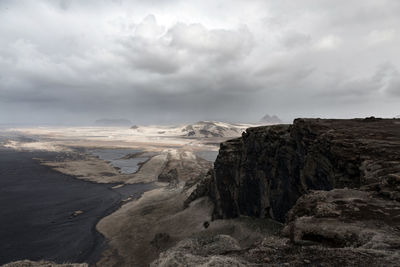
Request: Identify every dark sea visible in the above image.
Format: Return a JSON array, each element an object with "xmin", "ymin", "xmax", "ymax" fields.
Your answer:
[{"xmin": 0, "ymin": 148, "xmax": 155, "ymax": 265}]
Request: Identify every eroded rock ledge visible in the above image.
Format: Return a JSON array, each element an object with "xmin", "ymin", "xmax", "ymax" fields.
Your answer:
[{"xmin": 211, "ymin": 118, "xmax": 400, "ymax": 222}]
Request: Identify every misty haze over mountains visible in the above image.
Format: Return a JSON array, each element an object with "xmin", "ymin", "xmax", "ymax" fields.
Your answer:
[{"xmin": 94, "ymin": 119, "xmax": 132, "ymax": 126}]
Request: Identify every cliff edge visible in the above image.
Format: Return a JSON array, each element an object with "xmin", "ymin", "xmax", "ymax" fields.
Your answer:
[
  {"xmin": 155, "ymin": 118, "xmax": 400, "ymax": 266},
  {"xmin": 211, "ymin": 118, "xmax": 400, "ymax": 222}
]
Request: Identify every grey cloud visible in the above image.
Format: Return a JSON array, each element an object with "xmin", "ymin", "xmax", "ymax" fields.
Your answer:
[
  {"xmin": 167, "ymin": 23, "xmax": 253, "ymax": 59},
  {"xmin": 58, "ymin": 0, "xmax": 71, "ymax": 10},
  {"xmin": 117, "ymin": 16, "xmax": 254, "ymax": 75},
  {"xmin": 280, "ymin": 31, "xmax": 311, "ymax": 49},
  {"xmin": 375, "ymin": 63, "xmax": 400, "ymax": 96},
  {"xmin": 0, "ymin": 0, "xmax": 400, "ymax": 125},
  {"xmin": 386, "ymin": 76, "xmax": 400, "ymax": 96}
]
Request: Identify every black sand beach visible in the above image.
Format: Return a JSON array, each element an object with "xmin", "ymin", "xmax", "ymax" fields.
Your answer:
[{"xmin": 0, "ymin": 148, "xmax": 154, "ymax": 265}]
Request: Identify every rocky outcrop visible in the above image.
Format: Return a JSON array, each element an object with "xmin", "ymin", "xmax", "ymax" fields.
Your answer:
[
  {"xmin": 152, "ymin": 220, "xmax": 400, "ymax": 266},
  {"xmin": 183, "ymin": 170, "xmax": 213, "ymax": 208},
  {"xmin": 211, "ymin": 118, "xmax": 400, "ymax": 222},
  {"xmin": 150, "ymin": 235, "xmax": 247, "ymax": 266},
  {"xmin": 283, "ymin": 189, "xmax": 400, "ymax": 249},
  {"xmin": 241, "ymin": 235, "xmax": 400, "ymax": 266},
  {"xmin": 157, "ymin": 168, "xmax": 178, "ymax": 183}
]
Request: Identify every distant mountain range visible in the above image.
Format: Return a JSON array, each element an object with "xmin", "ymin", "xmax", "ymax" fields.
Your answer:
[
  {"xmin": 181, "ymin": 121, "xmax": 253, "ymax": 138},
  {"xmin": 259, "ymin": 114, "xmax": 282, "ymax": 124},
  {"xmin": 130, "ymin": 121, "xmax": 258, "ymax": 138},
  {"xmin": 95, "ymin": 118, "xmax": 132, "ymax": 126}
]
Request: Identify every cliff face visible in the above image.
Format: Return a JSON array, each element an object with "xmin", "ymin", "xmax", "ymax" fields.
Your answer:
[
  {"xmin": 162, "ymin": 118, "xmax": 400, "ymax": 266},
  {"xmin": 211, "ymin": 118, "xmax": 400, "ymax": 222}
]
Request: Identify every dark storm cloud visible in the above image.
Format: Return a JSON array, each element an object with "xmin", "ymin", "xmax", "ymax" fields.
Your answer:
[{"xmin": 0, "ymin": 0, "xmax": 399, "ymax": 125}]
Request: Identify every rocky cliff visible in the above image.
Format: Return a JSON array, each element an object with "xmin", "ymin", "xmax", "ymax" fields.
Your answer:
[
  {"xmin": 157, "ymin": 118, "xmax": 400, "ymax": 266},
  {"xmin": 211, "ymin": 118, "xmax": 400, "ymax": 222}
]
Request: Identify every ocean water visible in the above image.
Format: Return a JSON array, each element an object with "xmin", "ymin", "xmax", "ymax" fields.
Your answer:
[{"xmin": 0, "ymin": 148, "xmax": 156, "ymax": 265}]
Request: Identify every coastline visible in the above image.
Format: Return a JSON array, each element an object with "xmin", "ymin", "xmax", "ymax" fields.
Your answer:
[
  {"xmin": 0, "ymin": 126, "xmax": 230, "ymax": 266},
  {"xmin": 0, "ymin": 148, "xmax": 155, "ymax": 265}
]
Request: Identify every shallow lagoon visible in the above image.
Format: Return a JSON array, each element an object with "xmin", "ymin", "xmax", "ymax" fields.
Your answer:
[
  {"xmin": 195, "ymin": 150, "xmax": 219, "ymax": 163},
  {"xmin": 89, "ymin": 148, "xmax": 149, "ymax": 174}
]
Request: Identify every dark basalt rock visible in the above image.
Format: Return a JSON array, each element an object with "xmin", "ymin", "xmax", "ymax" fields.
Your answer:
[
  {"xmin": 210, "ymin": 118, "xmax": 400, "ymax": 222},
  {"xmin": 158, "ymin": 168, "xmax": 179, "ymax": 183},
  {"xmin": 282, "ymin": 189, "xmax": 400, "ymax": 249},
  {"xmin": 183, "ymin": 170, "xmax": 214, "ymax": 208}
]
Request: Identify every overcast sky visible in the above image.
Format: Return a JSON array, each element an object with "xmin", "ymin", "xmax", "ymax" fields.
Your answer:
[{"xmin": 0, "ymin": 0, "xmax": 399, "ymax": 125}]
